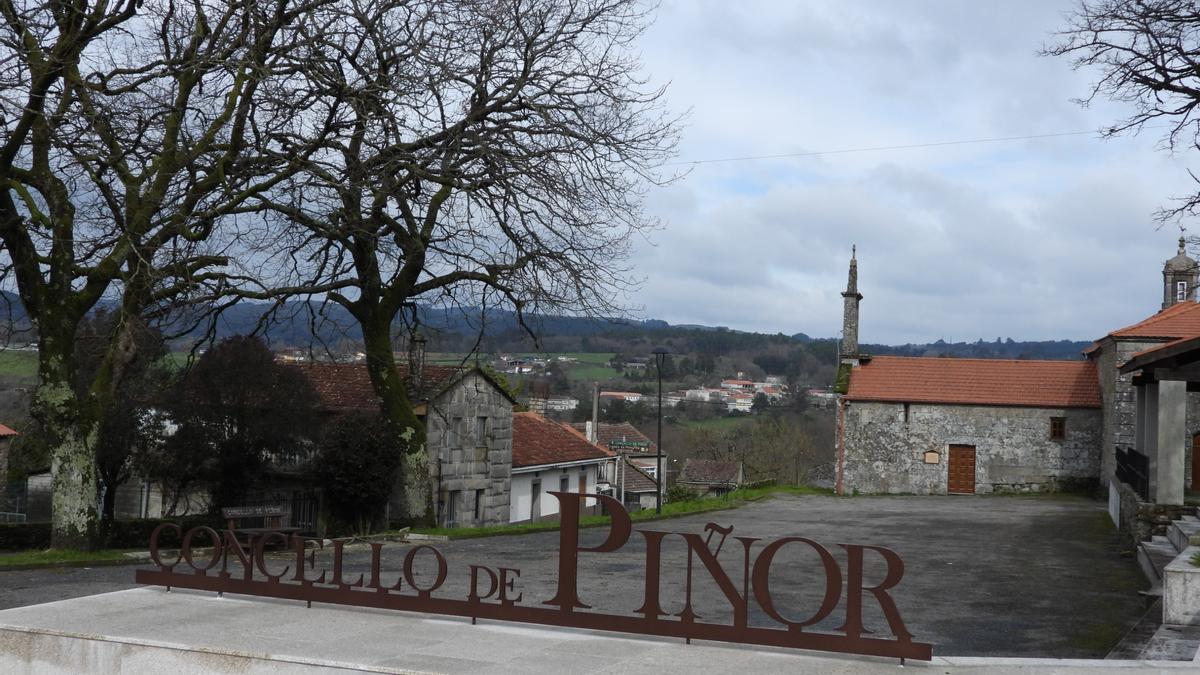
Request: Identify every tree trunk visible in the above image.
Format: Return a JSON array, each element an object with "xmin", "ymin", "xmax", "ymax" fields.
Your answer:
[
  {"xmin": 31, "ymin": 348, "xmax": 100, "ymax": 550},
  {"xmin": 359, "ymin": 314, "xmax": 431, "ymax": 526}
]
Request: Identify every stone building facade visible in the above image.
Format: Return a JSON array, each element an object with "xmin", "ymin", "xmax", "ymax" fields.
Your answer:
[
  {"xmin": 424, "ymin": 370, "xmax": 514, "ymax": 527},
  {"xmin": 837, "ymin": 357, "xmax": 1103, "ymax": 494},
  {"xmin": 835, "ymin": 240, "xmax": 1200, "ymax": 497},
  {"xmin": 840, "ymin": 399, "xmax": 1101, "ymax": 494},
  {"xmin": 299, "ymin": 363, "xmax": 515, "ymax": 527}
]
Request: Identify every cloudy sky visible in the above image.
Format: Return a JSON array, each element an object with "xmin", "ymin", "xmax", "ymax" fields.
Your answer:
[{"xmin": 626, "ymin": 0, "xmax": 1198, "ymax": 344}]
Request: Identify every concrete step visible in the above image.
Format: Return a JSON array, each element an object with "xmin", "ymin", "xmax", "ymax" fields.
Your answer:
[
  {"xmin": 1171, "ymin": 518, "xmax": 1200, "ymax": 553},
  {"xmin": 1139, "ymin": 536, "xmax": 1179, "ymax": 594}
]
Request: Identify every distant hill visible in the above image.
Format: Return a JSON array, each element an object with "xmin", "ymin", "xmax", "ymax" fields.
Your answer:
[
  {"xmin": 0, "ymin": 292, "xmax": 1093, "ymax": 360},
  {"xmin": 864, "ymin": 338, "xmax": 1092, "ymax": 361}
]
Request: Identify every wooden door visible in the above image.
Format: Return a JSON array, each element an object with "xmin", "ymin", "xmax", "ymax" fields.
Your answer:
[
  {"xmin": 1192, "ymin": 435, "xmax": 1200, "ymax": 490},
  {"xmin": 948, "ymin": 445, "xmax": 976, "ymax": 495}
]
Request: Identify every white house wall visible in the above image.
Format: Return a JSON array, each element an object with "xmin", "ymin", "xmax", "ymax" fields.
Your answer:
[{"xmin": 509, "ymin": 464, "xmax": 600, "ymax": 523}]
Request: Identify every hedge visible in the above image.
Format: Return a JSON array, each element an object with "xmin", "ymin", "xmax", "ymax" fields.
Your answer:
[{"xmin": 0, "ymin": 515, "xmax": 223, "ymax": 552}]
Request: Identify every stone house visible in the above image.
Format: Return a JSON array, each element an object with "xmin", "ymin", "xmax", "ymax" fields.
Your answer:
[
  {"xmin": 677, "ymin": 459, "xmax": 744, "ymax": 497},
  {"xmin": 298, "ymin": 363, "xmax": 515, "ymax": 527},
  {"xmin": 835, "ymin": 239, "xmax": 1200, "ymax": 500},
  {"xmin": 509, "ymin": 412, "xmax": 613, "ymax": 523},
  {"xmin": 837, "ymin": 357, "xmax": 1102, "ymax": 494}
]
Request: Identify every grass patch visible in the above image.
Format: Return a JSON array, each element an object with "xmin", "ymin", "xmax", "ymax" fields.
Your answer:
[
  {"xmin": 412, "ymin": 484, "xmax": 832, "ymax": 539},
  {"xmin": 566, "ymin": 364, "xmax": 621, "ymax": 381},
  {"xmin": 0, "ymin": 350, "xmax": 37, "ymax": 378},
  {"xmin": 0, "ymin": 548, "xmax": 134, "ymax": 567}
]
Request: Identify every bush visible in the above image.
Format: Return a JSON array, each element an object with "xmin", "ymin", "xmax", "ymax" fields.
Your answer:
[
  {"xmin": 0, "ymin": 522, "xmax": 51, "ymax": 551},
  {"xmin": 665, "ymin": 484, "xmax": 699, "ymax": 503},
  {"xmin": 313, "ymin": 413, "xmax": 406, "ymax": 536},
  {"xmin": 0, "ymin": 514, "xmax": 222, "ymax": 552}
]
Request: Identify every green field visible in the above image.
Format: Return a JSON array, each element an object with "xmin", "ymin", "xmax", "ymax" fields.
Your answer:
[{"xmin": 0, "ymin": 351, "xmax": 37, "ymax": 378}]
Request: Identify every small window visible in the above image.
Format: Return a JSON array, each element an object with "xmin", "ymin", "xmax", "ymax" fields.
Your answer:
[
  {"xmin": 1050, "ymin": 417, "xmax": 1066, "ymax": 441},
  {"xmin": 475, "ymin": 416, "xmax": 488, "ymax": 446},
  {"xmin": 560, "ymin": 475, "xmax": 570, "ymax": 493},
  {"xmin": 903, "ymin": 403, "xmax": 910, "ymax": 424},
  {"xmin": 1179, "ymin": 281, "xmax": 1190, "ymax": 302},
  {"xmin": 474, "ymin": 489, "xmax": 484, "ymax": 521}
]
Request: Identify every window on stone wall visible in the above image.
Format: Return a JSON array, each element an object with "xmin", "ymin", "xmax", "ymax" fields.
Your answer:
[
  {"xmin": 475, "ymin": 416, "xmax": 488, "ymax": 447},
  {"xmin": 1050, "ymin": 417, "xmax": 1066, "ymax": 441},
  {"xmin": 1179, "ymin": 280, "xmax": 1189, "ymax": 302}
]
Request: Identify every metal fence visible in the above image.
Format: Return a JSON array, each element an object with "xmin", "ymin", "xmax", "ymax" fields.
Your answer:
[{"xmin": 1116, "ymin": 445, "xmax": 1149, "ymax": 501}]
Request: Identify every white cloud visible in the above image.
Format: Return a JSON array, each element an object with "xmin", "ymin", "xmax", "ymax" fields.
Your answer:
[{"xmin": 629, "ymin": 0, "xmax": 1200, "ymax": 343}]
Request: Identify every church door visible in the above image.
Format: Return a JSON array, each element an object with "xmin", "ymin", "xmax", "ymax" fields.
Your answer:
[
  {"xmin": 948, "ymin": 445, "xmax": 976, "ymax": 495},
  {"xmin": 1191, "ymin": 435, "xmax": 1200, "ymax": 490}
]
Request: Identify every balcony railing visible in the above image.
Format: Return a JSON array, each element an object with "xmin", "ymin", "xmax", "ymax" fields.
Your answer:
[{"xmin": 1116, "ymin": 445, "xmax": 1149, "ymax": 501}]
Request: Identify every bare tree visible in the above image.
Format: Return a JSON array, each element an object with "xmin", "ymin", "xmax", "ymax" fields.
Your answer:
[
  {"xmin": 247, "ymin": 0, "xmax": 680, "ymax": 522},
  {"xmin": 0, "ymin": 1, "xmax": 325, "ymax": 547},
  {"xmin": 1045, "ymin": 0, "xmax": 1200, "ymax": 219}
]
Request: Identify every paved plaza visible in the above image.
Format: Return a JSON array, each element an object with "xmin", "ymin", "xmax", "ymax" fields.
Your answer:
[{"xmin": 0, "ymin": 493, "xmax": 1149, "ymax": 658}]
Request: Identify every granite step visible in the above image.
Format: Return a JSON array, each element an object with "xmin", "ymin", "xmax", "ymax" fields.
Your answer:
[
  {"xmin": 1139, "ymin": 535, "xmax": 1180, "ymax": 595},
  {"xmin": 1170, "ymin": 517, "xmax": 1200, "ymax": 553}
]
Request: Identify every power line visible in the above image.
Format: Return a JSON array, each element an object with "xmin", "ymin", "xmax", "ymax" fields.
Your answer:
[{"xmin": 665, "ymin": 128, "xmax": 1105, "ymax": 167}]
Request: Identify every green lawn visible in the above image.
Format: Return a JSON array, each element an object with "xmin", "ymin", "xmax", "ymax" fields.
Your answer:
[
  {"xmin": 676, "ymin": 415, "xmax": 757, "ymax": 432},
  {"xmin": 0, "ymin": 350, "xmax": 37, "ymax": 378},
  {"xmin": 0, "ymin": 548, "xmax": 136, "ymax": 567},
  {"xmin": 566, "ymin": 364, "xmax": 622, "ymax": 381}
]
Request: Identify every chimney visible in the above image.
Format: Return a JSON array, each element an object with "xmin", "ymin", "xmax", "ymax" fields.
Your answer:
[{"xmin": 409, "ymin": 329, "xmax": 427, "ymax": 393}]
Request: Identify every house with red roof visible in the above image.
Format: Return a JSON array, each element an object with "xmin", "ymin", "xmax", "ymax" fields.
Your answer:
[
  {"xmin": 834, "ymin": 240, "xmax": 1200, "ymax": 500},
  {"xmin": 509, "ymin": 412, "xmax": 614, "ymax": 523}
]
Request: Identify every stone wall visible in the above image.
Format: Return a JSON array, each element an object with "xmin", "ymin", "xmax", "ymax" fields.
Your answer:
[
  {"xmin": 1112, "ymin": 478, "xmax": 1194, "ymax": 549},
  {"xmin": 424, "ymin": 371, "xmax": 512, "ymax": 526},
  {"xmin": 1094, "ymin": 336, "xmax": 1200, "ymax": 490},
  {"xmin": 1094, "ymin": 337, "xmax": 1161, "ymax": 484},
  {"xmin": 841, "ymin": 400, "xmax": 1101, "ymax": 494}
]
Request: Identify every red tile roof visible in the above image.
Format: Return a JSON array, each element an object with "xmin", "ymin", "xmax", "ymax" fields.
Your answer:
[
  {"xmin": 679, "ymin": 459, "xmax": 742, "ymax": 486},
  {"xmin": 292, "ymin": 363, "xmax": 464, "ymax": 412},
  {"xmin": 568, "ymin": 422, "xmax": 658, "ymax": 454},
  {"xmin": 513, "ymin": 412, "xmax": 614, "ymax": 469},
  {"xmin": 1105, "ymin": 301, "xmax": 1200, "ymax": 340},
  {"xmin": 844, "ymin": 356, "xmax": 1101, "ymax": 408},
  {"xmin": 0, "ymin": 423, "xmax": 17, "ymax": 437}
]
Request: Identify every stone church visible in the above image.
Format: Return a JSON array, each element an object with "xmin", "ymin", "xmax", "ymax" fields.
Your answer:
[{"xmin": 835, "ymin": 239, "xmax": 1200, "ymax": 499}]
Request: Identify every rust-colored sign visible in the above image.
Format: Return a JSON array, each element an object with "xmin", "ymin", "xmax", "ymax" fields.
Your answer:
[{"xmin": 135, "ymin": 492, "xmax": 932, "ymax": 662}]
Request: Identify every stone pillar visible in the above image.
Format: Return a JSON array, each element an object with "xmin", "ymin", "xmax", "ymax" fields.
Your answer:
[
  {"xmin": 1147, "ymin": 383, "xmax": 1161, "ymax": 499},
  {"xmin": 1152, "ymin": 380, "xmax": 1187, "ymax": 506},
  {"xmin": 1135, "ymin": 382, "xmax": 1148, "ymax": 454},
  {"xmin": 840, "ymin": 247, "xmax": 862, "ymax": 361}
]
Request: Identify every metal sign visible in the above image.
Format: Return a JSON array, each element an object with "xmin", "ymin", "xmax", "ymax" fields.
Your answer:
[
  {"xmin": 608, "ymin": 440, "xmax": 651, "ymax": 450},
  {"xmin": 135, "ymin": 492, "xmax": 932, "ymax": 662}
]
